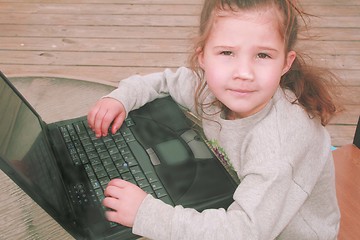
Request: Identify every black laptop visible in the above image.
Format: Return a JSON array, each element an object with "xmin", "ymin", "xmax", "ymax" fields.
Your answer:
[{"xmin": 0, "ymin": 71, "xmax": 237, "ymax": 239}]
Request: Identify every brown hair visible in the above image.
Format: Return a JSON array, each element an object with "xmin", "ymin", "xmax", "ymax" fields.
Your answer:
[{"xmin": 189, "ymin": 0, "xmax": 343, "ymax": 125}]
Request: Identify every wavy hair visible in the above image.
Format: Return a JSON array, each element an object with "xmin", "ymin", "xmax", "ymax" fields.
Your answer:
[{"xmin": 188, "ymin": 0, "xmax": 343, "ymax": 125}]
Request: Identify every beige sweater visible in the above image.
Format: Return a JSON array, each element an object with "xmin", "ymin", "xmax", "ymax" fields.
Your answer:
[{"xmin": 106, "ymin": 67, "xmax": 340, "ymax": 240}]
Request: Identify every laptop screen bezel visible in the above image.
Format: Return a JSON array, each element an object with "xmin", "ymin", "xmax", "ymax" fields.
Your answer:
[{"xmin": 0, "ymin": 71, "xmax": 82, "ymax": 237}]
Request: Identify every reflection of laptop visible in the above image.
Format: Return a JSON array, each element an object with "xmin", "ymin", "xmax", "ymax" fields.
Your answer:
[{"xmin": 0, "ymin": 71, "xmax": 237, "ymax": 239}]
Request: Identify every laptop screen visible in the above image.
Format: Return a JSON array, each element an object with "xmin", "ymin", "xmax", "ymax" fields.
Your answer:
[{"xmin": 0, "ymin": 76, "xmax": 69, "ymax": 214}]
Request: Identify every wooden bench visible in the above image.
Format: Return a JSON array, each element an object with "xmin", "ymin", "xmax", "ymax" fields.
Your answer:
[{"xmin": 333, "ymin": 116, "xmax": 360, "ymax": 240}]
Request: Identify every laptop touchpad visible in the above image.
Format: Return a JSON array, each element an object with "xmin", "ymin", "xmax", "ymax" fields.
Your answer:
[{"xmin": 155, "ymin": 139, "xmax": 189, "ymax": 165}]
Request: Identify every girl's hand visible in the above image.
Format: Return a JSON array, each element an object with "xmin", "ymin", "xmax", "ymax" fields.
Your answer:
[
  {"xmin": 103, "ymin": 179, "xmax": 147, "ymax": 227},
  {"xmin": 87, "ymin": 98, "xmax": 126, "ymax": 137}
]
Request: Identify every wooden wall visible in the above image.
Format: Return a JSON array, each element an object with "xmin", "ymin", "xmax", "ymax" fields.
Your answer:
[{"xmin": 0, "ymin": 0, "xmax": 359, "ymax": 146}]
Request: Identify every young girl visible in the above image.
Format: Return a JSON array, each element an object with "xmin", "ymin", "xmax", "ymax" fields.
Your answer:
[{"xmin": 87, "ymin": 0, "xmax": 342, "ymax": 239}]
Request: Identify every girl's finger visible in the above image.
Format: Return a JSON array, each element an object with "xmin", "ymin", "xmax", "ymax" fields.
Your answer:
[
  {"xmin": 102, "ymin": 196, "xmax": 121, "ymax": 210},
  {"xmin": 107, "ymin": 178, "xmax": 129, "ymax": 188},
  {"xmin": 104, "ymin": 185, "xmax": 123, "ymax": 199},
  {"xmin": 104, "ymin": 209, "xmax": 120, "ymax": 223},
  {"xmin": 111, "ymin": 113, "xmax": 125, "ymax": 134}
]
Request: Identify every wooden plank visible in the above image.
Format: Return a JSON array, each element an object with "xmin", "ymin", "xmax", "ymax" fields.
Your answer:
[
  {"xmin": 312, "ymin": 55, "xmax": 360, "ymax": 70},
  {"xmin": 2, "ymin": 25, "xmax": 359, "ymax": 42},
  {"xmin": 0, "ymin": 13, "xmax": 199, "ymax": 27},
  {"xmin": 308, "ymin": 16, "xmax": 360, "ymax": 28},
  {"xmin": 309, "ymin": 28, "xmax": 360, "ymax": 41},
  {"xmin": 302, "ymin": 0, "xmax": 360, "ymax": 5},
  {"xmin": 0, "ymin": 13, "xmax": 358, "ymax": 28},
  {"xmin": 303, "ymin": 5, "xmax": 360, "ymax": 16},
  {"xmin": 1, "ymin": 3, "xmax": 358, "ymax": 17},
  {"xmin": 337, "ymin": 87, "xmax": 360, "ymax": 105},
  {"xmin": 0, "ymin": 25, "xmax": 197, "ymax": 39},
  {"xmin": 0, "ymin": 3, "xmax": 201, "ymax": 15},
  {"xmin": 0, "ymin": 37, "xmax": 192, "ymax": 53},
  {"xmin": 0, "ymin": 50, "xmax": 188, "ymax": 67},
  {"xmin": 0, "ymin": 65, "xmax": 168, "ymax": 85},
  {"xmin": 331, "ymin": 106, "xmax": 360, "ymax": 125},
  {"xmin": 0, "ymin": 0, "xmax": 202, "ymax": 4},
  {"xmin": 297, "ymin": 40, "xmax": 360, "ymax": 55},
  {"xmin": 332, "ymin": 70, "xmax": 360, "ymax": 87},
  {"xmin": 327, "ymin": 125, "xmax": 357, "ymax": 147}
]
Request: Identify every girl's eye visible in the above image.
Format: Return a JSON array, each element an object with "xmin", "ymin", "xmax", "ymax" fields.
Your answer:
[
  {"xmin": 220, "ymin": 51, "xmax": 233, "ymax": 56},
  {"xmin": 257, "ymin": 53, "xmax": 270, "ymax": 59}
]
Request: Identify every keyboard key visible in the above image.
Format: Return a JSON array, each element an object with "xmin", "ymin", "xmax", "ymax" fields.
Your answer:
[
  {"xmin": 121, "ymin": 172, "xmax": 133, "ymax": 181},
  {"xmin": 126, "ymin": 158, "xmax": 138, "ymax": 167},
  {"xmin": 112, "ymin": 133, "xmax": 124, "ymax": 142},
  {"xmin": 130, "ymin": 166, "xmax": 142, "ymax": 175},
  {"xmin": 137, "ymin": 179, "xmax": 150, "ymax": 188},
  {"xmin": 99, "ymin": 177, "xmax": 110, "ymax": 188},
  {"xmin": 102, "ymin": 136, "xmax": 113, "ymax": 142},
  {"xmin": 125, "ymin": 118, "xmax": 135, "ymax": 127},
  {"xmin": 95, "ymin": 144, "xmax": 107, "ymax": 153},
  {"xmin": 99, "ymin": 152, "xmax": 110, "ymax": 160},
  {"xmin": 151, "ymin": 181, "xmax": 163, "ymax": 191},
  {"xmin": 155, "ymin": 188, "xmax": 168, "ymax": 198},
  {"xmin": 95, "ymin": 169, "xmax": 107, "ymax": 179},
  {"xmin": 141, "ymin": 186, "xmax": 154, "ymax": 195},
  {"xmin": 87, "ymin": 151, "xmax": 98, "ymax": 159},
  {"xmin": 80, "ymin": 156, "xmax": 89, "ymax": 164},
  {"xmin": 104, "ymin": 162, "xmax": 116, "ymax": 172},
  {"xmin": 111, "ymin": 153, "xmax": 123, "ymax": 161},
  {"xmin": 120, "ymin": 127, "xmax": 132, "ymax": 137},
  {"xmin": 145, "ymin": 172, "xmax": 159, "ymax": 183},
  {"xmin": 91, "ymin": 179, "xmax": 101, "ymax": 189},
  {"xmin": 90, "ymin": 157, "xmax": 101, "ymax": 166},
  {"xmin": 81, "ymin": 138, "xmax": 92, "ymax": 146},
  {"xmin": 73, "ymin": 121, "xmax": 86, "ymax": 134},
  {"xmin": 116, "ymin": 140, "xmax": 127, "ymax": 149},
  {"xmin": 108, "ymin": 147, "xmax": 119, "ymax": 155},
  {"xmin": 115, "ymin": 162, "xmax": 129, "ymax": 174},
  {"xmin": 102, "ymin": 158, "xmax": 113, "ymax": 167},
  {"xmin": 93, "ymin": 139, "xmax": 104, "ymax": 147},
  {"xmin": 124, "ymin": 135, "xmax": 136, "ymax": 143},
  {"xmin": 108, "ymin": 170, "xmax": 120, "ymax": 179},
  {"xmin": 84, "ymin": 145, "xmax": 95, "ymax": 153},
  {"xmin": 133, "ymin": 172, "xmax": 145, "ymax": 181},
  {"xmin": 93, "ymin": 164, "xmax": 105, "ymax": 173},
  {"xmin": 84, "ymin": 164, "xmax": 95, "ymax": 177},
  {"xmin": 123, "ymin": 152, "xmax": 135, "ymax": 163},
  {"xmin": 95, "ymin": 188, "xmax": 104, "ymax": 197},
  {"xmin": 105, "ymin": 140, "xmax": 116, "ymax": 148},
  {"xmin": 119, "ymin": 146, "xmax": 130, "ymax": 155}
]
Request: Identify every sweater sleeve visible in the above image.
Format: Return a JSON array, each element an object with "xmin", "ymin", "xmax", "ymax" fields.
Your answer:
[{"xmin": 104, "ymin": 67, "xmax": 197, "ymax": 117}]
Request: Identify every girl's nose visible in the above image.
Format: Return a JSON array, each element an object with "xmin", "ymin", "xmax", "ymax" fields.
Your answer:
[{"xmin": 232, "ymin": 58, "xmax": 254, "ymax": 81}]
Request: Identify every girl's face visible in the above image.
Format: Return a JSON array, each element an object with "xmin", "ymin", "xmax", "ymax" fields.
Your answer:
[{"xmin": 198, "ymin": 7, "xmax": 296, "ymax": 119}]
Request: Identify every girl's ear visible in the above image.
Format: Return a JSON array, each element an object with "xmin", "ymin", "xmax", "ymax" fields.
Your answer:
[
  {"xmin": 282, "ymin": 50, "xmax": 296, "ymax": 75},
  {"xmin": 197, "ymin": 47, "xmax": 205, "ymax": 69}
]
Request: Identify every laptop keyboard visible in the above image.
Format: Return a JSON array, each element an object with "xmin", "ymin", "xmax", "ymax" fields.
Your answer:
[{"xmin": 58, "ymin": 117, "xmax": 172, "ymax": 210}]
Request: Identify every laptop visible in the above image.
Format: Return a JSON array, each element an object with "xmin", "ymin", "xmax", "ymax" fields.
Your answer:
[{"xmin": 0, "ymin": 71, "xmax": 237, "ymax": 240}]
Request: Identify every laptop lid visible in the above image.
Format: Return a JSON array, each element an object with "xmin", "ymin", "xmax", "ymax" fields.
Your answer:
[{"xmin": 0, "ymin": 72, "xmax": 81, "ymax": 235}]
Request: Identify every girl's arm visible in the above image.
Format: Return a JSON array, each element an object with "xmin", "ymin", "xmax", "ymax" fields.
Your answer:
[
  {"xmin": 88, "ymin": 67, "xmax": 198, "ymax": 137},
  {"xmin": 106, "ymin": 67, "xmax": 198, "ymax": 118}
]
